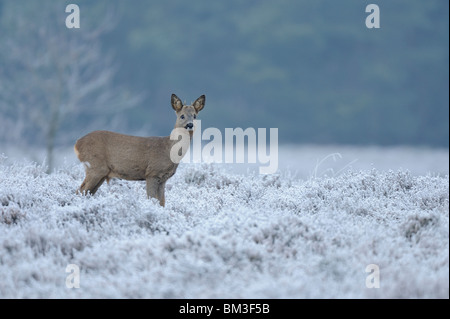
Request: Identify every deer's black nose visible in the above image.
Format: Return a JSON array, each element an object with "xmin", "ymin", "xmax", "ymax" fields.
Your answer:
[{"xmin": 186, "ymin": 123, "xmax": 194, "ymax": 129}]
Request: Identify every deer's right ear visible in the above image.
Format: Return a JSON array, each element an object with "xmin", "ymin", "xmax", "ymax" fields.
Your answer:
[
  {"xmin": 193, "ymin": 95, "xmax": 205, "ymax": 113},
  {"xmin": 171, "ymin": 94, "xmax": 183, "ymax": 112}
]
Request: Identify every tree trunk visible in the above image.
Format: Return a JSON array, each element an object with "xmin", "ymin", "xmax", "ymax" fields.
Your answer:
[{"xmin": 46, "ymin": 104, "xmax": 60, "ymax": 174}]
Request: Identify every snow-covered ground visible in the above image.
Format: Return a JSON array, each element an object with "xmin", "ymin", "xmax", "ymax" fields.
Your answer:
[{"xmin": 0, "ymin": 146, "xmax": 448, "ymax": 298}]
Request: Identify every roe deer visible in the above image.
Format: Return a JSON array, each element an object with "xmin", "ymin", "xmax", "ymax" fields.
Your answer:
[{"xmin": 74, "ymin": 94, "xmax": 205, "ymax": 206}]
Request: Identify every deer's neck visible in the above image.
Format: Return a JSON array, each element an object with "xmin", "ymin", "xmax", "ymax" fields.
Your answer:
[{"xmin": 164, "ymin": 130, "xmax": 192, "ymax": 161}]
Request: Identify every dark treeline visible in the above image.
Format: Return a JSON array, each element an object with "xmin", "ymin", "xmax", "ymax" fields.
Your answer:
[{"xmin": 1, "ymin": 0, "xmax": 448, "ymax": 147}]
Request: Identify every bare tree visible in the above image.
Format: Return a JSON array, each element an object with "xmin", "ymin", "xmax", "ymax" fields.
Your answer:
[{"xmin": 0, "ymin": 2, "xmax": 141, "ymax": 172}]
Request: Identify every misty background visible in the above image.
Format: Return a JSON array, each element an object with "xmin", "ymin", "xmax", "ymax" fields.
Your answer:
[{"xmin": 0, "ymin": 0, "xmax": 448, "ymax": 172}]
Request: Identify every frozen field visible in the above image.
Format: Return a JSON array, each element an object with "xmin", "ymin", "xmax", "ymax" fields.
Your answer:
[{"xmin": 0, "ymin": 145, "xmax": 448, "ymax": 298}]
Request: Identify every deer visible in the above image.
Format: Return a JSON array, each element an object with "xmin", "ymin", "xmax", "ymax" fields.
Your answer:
[{"xmin": 74, "ymin": 94, "xmax": 205, "ymax": 207}]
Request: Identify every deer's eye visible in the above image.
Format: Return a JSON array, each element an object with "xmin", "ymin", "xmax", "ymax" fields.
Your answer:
[
  {"xmin": 193, "ymin": 114, "xmax": 197, "ymax": 119},
  {"xmin": 180, "ymin": 115, "xmax": 185, "ymax": 120}
]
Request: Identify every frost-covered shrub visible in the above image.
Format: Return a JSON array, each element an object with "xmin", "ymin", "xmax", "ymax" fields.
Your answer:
[
  {"xmin": 0, "ymin": 160, "xmax": 448, "ymax": 298},
  {"xmin": 0, "ymin": 206, "xmax": 26, "ymax": 225}
]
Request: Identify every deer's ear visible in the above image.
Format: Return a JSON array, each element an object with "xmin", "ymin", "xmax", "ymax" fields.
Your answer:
[
  {"xmin": 171, "ymin": 94, "xmax": 183, "ymax": 112},
  {"xmin": 193, "ymin": 95, "xmax": 205, "ymax": 112}
]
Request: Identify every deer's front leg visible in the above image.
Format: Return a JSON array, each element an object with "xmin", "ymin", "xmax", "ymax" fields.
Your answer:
[
  {"xmin": 146, "ymin": 177, "xmax": 160, "ymax": 202},
  {"xmin": 157, "ymin": 181, "xmax": 166, "ymax": 207},
  {"xmin": 146, "ymin": 177, "xmax": 166, "ymax": 207}
]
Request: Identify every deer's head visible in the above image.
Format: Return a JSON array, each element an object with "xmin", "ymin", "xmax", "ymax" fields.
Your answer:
[{"xmin": 171, "ymin": 94, "xmax": 205, "ymax": 134}]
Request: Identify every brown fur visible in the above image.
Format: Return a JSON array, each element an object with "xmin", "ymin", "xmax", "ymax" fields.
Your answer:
[{"xmin": 74, "ymin": 94, "xmax": 205, "ymax": 206}]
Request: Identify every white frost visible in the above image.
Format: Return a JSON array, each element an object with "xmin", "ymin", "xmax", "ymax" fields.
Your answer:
[{"xmin": 0, "ymin": 159, "xmax": 448, "ymax": 298}]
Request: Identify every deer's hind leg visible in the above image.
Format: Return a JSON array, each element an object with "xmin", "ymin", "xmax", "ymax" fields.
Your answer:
[{"xmin": 78, "ymin": 166, "xmax": 109, "ymax": 195}]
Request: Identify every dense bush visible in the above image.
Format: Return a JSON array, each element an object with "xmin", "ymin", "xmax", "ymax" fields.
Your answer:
[{"xmin": 0, "ymin": 158, "xmax": 448, "ymax": 298}]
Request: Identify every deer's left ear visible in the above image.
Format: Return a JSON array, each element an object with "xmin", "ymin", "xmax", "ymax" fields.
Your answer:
[
  {"xmin": 193, "ymin": 95, "xmax": 205, "ymax": 112},
  {"xmin": 171, "ymin": 94, "xmax": 184, "ymax": 112}
]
